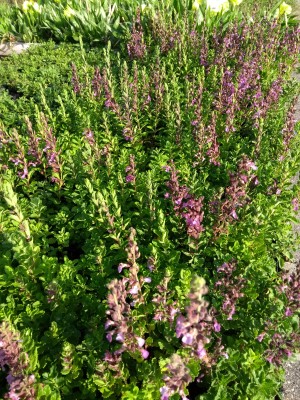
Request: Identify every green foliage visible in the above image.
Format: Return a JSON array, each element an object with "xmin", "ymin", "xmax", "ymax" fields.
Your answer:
[
  {"xmin": 198, "ymin": 348, "xmax": 284, "ymax": 400},
  {"xmin": 3, "ymin": 0, "xmax": 294, "ymax": 44},
  {"xmin": 0, "ymin": 1, "xmax": 15, "ymax": 42},
  {"xmin": 1, "ymin": 0, "xmax": 156, "ymax": 44},
  {"xmin": 0, "ymin": 41, "xmax": 107, "ymax": 127},
  {"xmin": 0, "ymin": 3, "xmax": 300, "ymax": 399}
]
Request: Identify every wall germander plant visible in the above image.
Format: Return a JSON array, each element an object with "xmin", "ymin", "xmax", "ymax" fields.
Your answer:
[{"xmin": 0, "ymin": 1, "xmax": 300, "ymax": 399}]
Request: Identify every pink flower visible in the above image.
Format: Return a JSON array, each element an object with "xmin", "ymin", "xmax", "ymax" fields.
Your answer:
[
  {"xmin": 118, "ymin": 263, "xmax": 130, "ymax": 273},
  {"xmin": 170, "ymin": 307, "xmax": 179, "ymax": 319},
  {"xmin": 240, "ymin": 174, "xmax": 248, "ymax": 184},
  {"xmin": 116, "ymin": 333, "xmax": 124, "ymax": 342},
  {"xmin": 285, "ymin": 349, "xmax": 292, "ymax": 357},
  {"xmin": 126, "ymin": 174, "xmax": 135, "ymax": 183},
  {"xmin": 257, "ymin": 332, "xmax": 266, "ymax": 342},
  {"xmin": 217, "ymin": 263, "xmax": 229, "ymax": 273},
  {"xmin": 266, "ymin": 355, "xmax": 274, "ymax": 364},
  {"xmin": 8, "ymin": 393, "xmax": 20, "ymax": 400},
  {"xmin": 129, "ymin": 285, "xmax": 139, "ymax": 295},
  {"xmin": 137, "ymin": 337, "xmax": 145, "ymax": 347},
  {"xmin": 160, "ymin": 386, "xmax": 170, "ymax": 400},
  {"xmin": 292, "ymin": 198, "xmax": 299, "ymax": 211},
  {"xmin": 104, "ymin": 320, "xmax": 115, "ymax": 330},
  {"xmin": 231, "ymin": 209, "xmax": 238, "ymax": 220},
  {"xmin": 182, "ymin": 334, "xmax": 194, "ymax": 345},
  {"xmin": 213, "ymin": 321, "xmax": 221, "ymax": 332},
  {"xmin": 141, "ymin": 349, "xmax": 149, "ymax": 359},
  {"xmin": 197, "ymin": 346, "xmax": 207, "ymax": 359},
  {"xmin": 106, "ymin": 333, "xmax": 113, "ymax": 343},
  {"xmin": 285, "ymin": 307, "xmax": 293, "ymax": 316},
  {"xmin": 245, "ymin": 160, "xmax": 258, "ymax": 170}
]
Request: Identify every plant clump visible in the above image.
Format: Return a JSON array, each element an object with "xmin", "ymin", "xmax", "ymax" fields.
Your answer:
[{"xmin": 0, "ymin": 1, "xmax": 299, "ymax": 399}]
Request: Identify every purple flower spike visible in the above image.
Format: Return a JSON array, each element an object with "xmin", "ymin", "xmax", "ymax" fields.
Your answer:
[
  {"xmin": 127, "ymin": 9, "xmax": 147, "ymax": 59},
  {"xmin": 215, "ymin": 261, "xmax": 245, "ymax": 321},
  {"xmin": 174, "ymin": 277, "xmax": 218, "ymax": 365},
  {"xmin": 165, "ymin": 161, "xmax": 205, "ymax": 239},
  {"xmin": 277, "ymin": 264, "xmax": 300, "ymax": 320},
  {"xmin": 153, "ymin": 277, "xmax": 179, "ymax": 324},
  {"xmin": 170, "ymin": 308, "xmax": 178, "ymax": 318},
  {"xmin": 92, "ymin": 66, "xmax": 102, "ymax": 97},
  {"xmin": 125, "ymin": 155, "xmax": 136, "ymax": 184},
  {"xmin": 124, "ymin": 135, "xmax": 133, "ymax": 142},
  {"xmin": 264, "ymin": 330, "xmax": 300, "ymax": 367},
  {"xmin": 213, "ymin": 156, "xmax": 258, "ymax": 236},
  {"xmin": 0, "ymin": 322, "xmax": 36, "ymax": 399},
  {"xmin": 245, "ymin": 160, "xmax": 258, "ymax": 170},
  {"xmin": 147, "ymin": 256, "xmax": 156, "ymax": 272},
  {"xmin": 39, "ymin": 114, "xmax": 62, "ymax": 184},
  {"xmin": 161, "ymin": 354, "xmax": 192, "ymax": 400}
]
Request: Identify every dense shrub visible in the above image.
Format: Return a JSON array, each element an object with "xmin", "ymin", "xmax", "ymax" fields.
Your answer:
[
  {"xmin": 0, "ymin": 4, "xmax": 300, "ymax": 400},
  {"xmin": 0, "ymin": 41, "xmax": 105, "ymax": 128}
]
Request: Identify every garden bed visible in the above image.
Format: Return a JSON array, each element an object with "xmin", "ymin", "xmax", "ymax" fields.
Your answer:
[{"xmin": 0, "ymin": 1, "xmax": 300, "ymax": 399}]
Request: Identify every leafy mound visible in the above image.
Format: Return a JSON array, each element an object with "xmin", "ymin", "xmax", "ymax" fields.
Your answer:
[{"xmin": 0, "ymin": 5, "xmax": 300, "ymax": 400}]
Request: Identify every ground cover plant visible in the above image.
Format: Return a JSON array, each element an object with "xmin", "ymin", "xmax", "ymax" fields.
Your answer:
[
  {"xmin": 0, "ymin": 41, "xmax": 105, "ymax": 128},
  {"xmin": 1, "ymin": 1, "xmax": 300, "ymax": 399}
]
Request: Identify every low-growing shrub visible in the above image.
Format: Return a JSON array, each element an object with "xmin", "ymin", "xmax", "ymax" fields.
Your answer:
[
  {"xmin": 0, "ymin": 41, "xmax": 107, "ymax": 128},
  {"xmin": 0, "ymin": 3, "xmax": 300, "ymax": 399}
]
